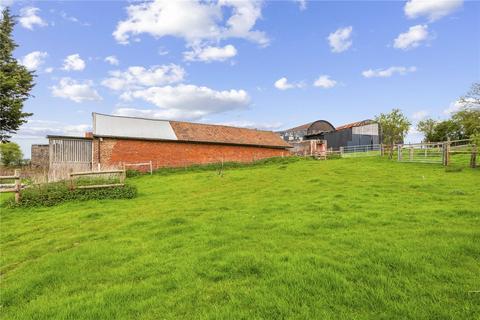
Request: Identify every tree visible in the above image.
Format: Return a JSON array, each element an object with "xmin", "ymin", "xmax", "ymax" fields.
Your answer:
[
  {"xmin": 416, "ymin": 119, "xmax": 438, "ymax": 142},
  {"xmin": 431, "ymin": 119, "xmax": 463, "ymax": 141},
  {"xmin": 0, "ymin": 8, "xmax": 34, "ymax": 143},
  {"xmin": 0, "ymin": 142, "xmax": 23, "ymax": 166},
  {"xmin": 451, "ymin": 107, "xmax": 480, "ymax": 138},
  {"xmin": 375, "ymin": 108, "xmax": 411, "ymax": 158}
]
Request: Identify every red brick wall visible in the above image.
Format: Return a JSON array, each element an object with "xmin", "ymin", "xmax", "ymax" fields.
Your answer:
[{"xmin": 92, "ymin": 138, "xmax": 288, "ymax": 169}]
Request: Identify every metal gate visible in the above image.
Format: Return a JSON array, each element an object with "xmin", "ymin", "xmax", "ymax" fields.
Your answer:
[{"xmin": 397, "ymin": 142, "xmax": 444, "ymax": 164}]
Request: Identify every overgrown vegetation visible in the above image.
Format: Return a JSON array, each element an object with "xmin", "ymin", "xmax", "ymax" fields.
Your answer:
[
  {"xmin": 3, "ymin": 181, "xmax": 137, "ymax": 208},
  {"xmin": 1, "ymin": 158, "xmax": 478, "ymax": 319}
]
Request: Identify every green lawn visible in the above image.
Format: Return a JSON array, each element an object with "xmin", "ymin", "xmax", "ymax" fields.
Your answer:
[{"xmin": 1, "ymin": 158, "xmax": 479, "ymax": 319}]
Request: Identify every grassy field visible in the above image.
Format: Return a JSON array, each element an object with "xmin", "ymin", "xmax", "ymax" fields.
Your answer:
[{"xmin": 1, "ymin": 157, "xmax": 479, "ymax": 319}]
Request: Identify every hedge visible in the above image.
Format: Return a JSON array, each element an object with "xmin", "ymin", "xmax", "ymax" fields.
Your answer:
[{"xmin": 4, "ymin": 182, "xmax": 137, "ymax": 208}]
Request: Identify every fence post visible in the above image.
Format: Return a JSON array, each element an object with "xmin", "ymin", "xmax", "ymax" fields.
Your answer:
[
  {"xmin": 68, "ymin": 168, "xmax": 75, "ymax": 190},
  {"xmin": 409, "ymin": 147, "xmax": 414, "ymax": 161},
  {"xmin": 120, "ymin": 170, "xmax": 126, "ymax": 184},
  {"xmin": 380, "ymin": 144, "xmax": 384, "ymax": 156},
  {"xmin": 397, "ymin": 145, "xmax": 402, "ymax": 161},
  {"xmin": 443, "ymin": 140, "xmax": 451, "ymax": 166},
  {"xmin": 149, "ymin": 160, "xmax": 153, "ymax": 175},
  {"xmin": 14, "ymin": 169, "xmax": 20, "ymax": 203},
  {"xmin": 471, "ymin": 144, "xmax": 477, "ymax": 168},
  {"xmin": 340, "ymin": 147, "xmax": 344, "ymax": 157}
]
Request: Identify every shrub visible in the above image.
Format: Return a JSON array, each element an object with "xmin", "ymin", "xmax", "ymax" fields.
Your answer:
[{"xmin": 4, "ymin": 182, "xmax": 137, "ymax": 208}]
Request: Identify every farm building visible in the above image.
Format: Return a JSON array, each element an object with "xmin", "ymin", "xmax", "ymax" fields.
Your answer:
[
  {"xmin": 277, "ymin": 120, "xmax": 335, "ymax": 142},
  {"xmin": 46, "ymin": 113, "xmax": 291, "ymax": 176},
  {"xmin": 278, "ymin": 119, "xmax": 380, "ymax": 150}
]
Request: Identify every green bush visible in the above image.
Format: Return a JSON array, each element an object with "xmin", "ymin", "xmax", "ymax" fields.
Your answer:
[{"xmin": 4, "ymin": 182, "xmax": 137, "ymax": 208}]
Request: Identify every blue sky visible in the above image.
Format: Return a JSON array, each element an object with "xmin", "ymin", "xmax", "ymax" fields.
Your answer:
[{"xmin": 3, "ymin": 0, "xmax": 479, "ymax": 157}]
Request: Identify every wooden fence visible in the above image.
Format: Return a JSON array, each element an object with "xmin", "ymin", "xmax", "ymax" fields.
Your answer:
[
  {"xmin": 0, "ymin": 169, "xmax": 22, "ymax": 203},
  {"xmin": 396, "ymin": 139, "xmax": 477, "ymax": 168},
  {"xmin": 68, "ymin": 169, "xmax": 126, "ymax": 190},
  {"xmin": 122, "ymin": 161, "xmax": 153, "ymax": 175}
]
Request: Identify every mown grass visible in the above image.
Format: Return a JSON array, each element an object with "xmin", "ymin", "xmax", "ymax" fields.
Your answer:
[{"xmin": 1, "ymin": 157, "xmax": 479, "ymax": 319}]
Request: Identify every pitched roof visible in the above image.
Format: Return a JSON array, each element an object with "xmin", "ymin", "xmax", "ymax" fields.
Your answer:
[
  {"xmin": 170, "ymin": 121, "xmax": 291, "ymax": 148},
  {"xmin": 336, "ymin": 119, "xmax": 374, "ymax": 131},
  {"xmin": 91, "ymin": 113, "xmax": 291, "ymax": 148}
]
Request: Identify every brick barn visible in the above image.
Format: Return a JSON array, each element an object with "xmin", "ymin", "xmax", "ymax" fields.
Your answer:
[{"xmin": 47, "ymin": 113, "xmax": 291, "ymax": 174}]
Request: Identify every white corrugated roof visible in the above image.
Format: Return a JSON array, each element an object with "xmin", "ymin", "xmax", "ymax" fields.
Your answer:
[{"xmin": 93, "ymin": 113, "xmax": 178, "ymax": 140}]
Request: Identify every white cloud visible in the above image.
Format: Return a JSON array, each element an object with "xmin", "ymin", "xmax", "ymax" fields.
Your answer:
[
  {"xmin": 105, "ymin": 55, "xmax": 120, "ymax": 65},
  {"xmin": 443, "ymin": 99, "xmax": 475, "ymax": 114},
  {"xmin": 62, "ymin": 54, "xmax": 86, "ymax": 71},
  {"xmin": 158, "ymin": 47, "xmax": 169, "ymax": 56},
  {"xmin": 404, "ymin": 0, "xmax": 463, "ymax": 21},
  {"xmin": 294, "ymin": 0, "xmax": 307, "ymax": 11},
  {"xmin": 59, "ymin": 11, "xmax": 91, "ymax": 26},
  {"xmin": 19, "ymin": 7, "xmax": 47, "ymax": 30},
  {"xmin": 412, "ymin": 110, "xmax": 429, "ymax": 120},
  {"xmin": 119, "ymin": 84, "xmax": 250, "ymax": 121},
  {"xmin": 19, "ymin": 51, "xmax": 48, "ymax": 71},
  {"xmin": 44, "ymin": 67, "xmax": 54, "ymax": 73},
  {"xmin": 113, "ymin": 107, "xmax": 204, "ymax": 122},
  {"xmin": 15, "ymin": 120, "xmax": 91, "ymax": 139},
  {"xmin": 184, "ymin": 44, "xmax": 237, "ymax": 62},
  {"xmin": 362, "ymin": 66, "xmax": 417, "ymax": 78},
  {"xmin": 113, "ymin": 0, "xmax": 268, "ymax": 46},
  {"xmin": 102, "ymin": 64, "xmax": 185, "ymax": 91},
  {"xmin": 274, "ymin": 77, "xmax": 303, "ymax": 90},
  {"xmin": 327, "ymin": 26, "xmax": 353, "ymax": 53},
  {"xmin": 394, "ymin": 25, "xmax": 429, "ymax": 50},
  {"xmin": 313, "ymin": 75, "xmax": 337, "ymax": 89},
  {"xmin": 51, "ymin": 78, "xmax": 102, "ymax": 103}
]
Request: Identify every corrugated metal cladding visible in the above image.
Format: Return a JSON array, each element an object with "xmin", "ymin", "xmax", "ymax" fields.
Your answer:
[
  {"xmin": 352, "ymin": 123, "xmax": 379, "ymax": 136},
  {"xmin": 306, "ymin": 123, "xmax": 380, "ymax": 149},
  {"xmin": 93, "ymin": 113, "xmax": 178, "ymax": 141}
]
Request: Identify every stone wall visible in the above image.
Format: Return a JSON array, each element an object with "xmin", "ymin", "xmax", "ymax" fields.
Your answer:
[{"xmin": 31, "ymin": 144, "xmax": 49, "ymax": 168}]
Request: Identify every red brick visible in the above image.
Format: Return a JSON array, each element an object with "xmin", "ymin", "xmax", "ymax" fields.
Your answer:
[{"xmin": 92, "ymin": 138, "xmax": 289, "ymax": 170}]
